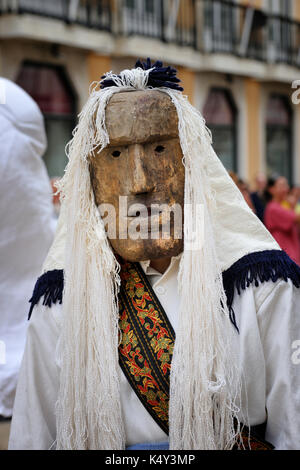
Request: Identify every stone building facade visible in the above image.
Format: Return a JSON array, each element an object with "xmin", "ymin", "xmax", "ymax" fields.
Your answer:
[{"xmin": 1, "ymin": 0, "xmax": 300, "ymax": 186}]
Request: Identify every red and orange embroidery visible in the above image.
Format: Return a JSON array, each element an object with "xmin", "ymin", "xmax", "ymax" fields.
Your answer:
[
  {"xmin": 118, "ymin": 261, "xmax": 174, "ymax": 433},
  {"xmin": 118, "ymin": 260, "xmax": 274, "ymax": 449}
]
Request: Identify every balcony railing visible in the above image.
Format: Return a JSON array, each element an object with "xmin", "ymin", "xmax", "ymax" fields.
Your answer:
[
  {"xmin": 1, "ymin": 0, "xmax": 300, "ymax": 68},
  {"xmin": 0, "ymin": 0, "xmax": 112, "ymax": 31}
]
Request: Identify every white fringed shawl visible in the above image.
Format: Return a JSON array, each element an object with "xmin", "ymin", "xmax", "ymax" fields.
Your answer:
[{"xmin": 43, "ymin": 68, "xmax": 278, "ymax": 450}]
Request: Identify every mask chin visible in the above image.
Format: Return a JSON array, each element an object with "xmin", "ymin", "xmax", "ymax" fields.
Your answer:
[{"xmin": 109, "ymin": 237, "xmax": 183, "ymax": 263}]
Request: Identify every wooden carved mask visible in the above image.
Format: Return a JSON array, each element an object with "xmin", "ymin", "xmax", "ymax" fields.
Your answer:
[{"xmin": 90, "ymin": 90, "xmax": 185, "ymax": 262}]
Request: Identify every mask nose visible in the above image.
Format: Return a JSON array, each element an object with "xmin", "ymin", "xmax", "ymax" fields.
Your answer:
[{"xmin": 129, "ymin": 144, "xmax": 155, "ymax": 195}]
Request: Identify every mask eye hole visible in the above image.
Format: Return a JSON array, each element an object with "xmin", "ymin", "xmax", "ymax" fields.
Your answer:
[
  {"xmin": 155, "ymin": 145, "xmax": 165, "ymax": 154},
  {"xmin": 112, "ymin": 150, "xmax": 121, "ymax": 158}
]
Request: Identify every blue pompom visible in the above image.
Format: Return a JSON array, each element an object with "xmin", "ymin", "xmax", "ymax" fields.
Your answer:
[{"xmin": 100, "ymin": 58, "xmax": 183, "ymax": 92}]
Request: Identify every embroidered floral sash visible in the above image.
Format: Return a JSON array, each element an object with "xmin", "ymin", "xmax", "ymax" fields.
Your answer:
[
  {"xmin": 118, "ymin": 259, "xmax": 174, "ymax": 435},
  {"xmin": 118, "ymin": 259, "xmax": 274, "ymax": 450}
]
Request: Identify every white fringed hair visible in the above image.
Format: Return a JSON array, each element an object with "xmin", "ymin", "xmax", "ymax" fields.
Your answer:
[{"xmin": 54, "ymin": 67, "xmax": 244, "ymax": 450}]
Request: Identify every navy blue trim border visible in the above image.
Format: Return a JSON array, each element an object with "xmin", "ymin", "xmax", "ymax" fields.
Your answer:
[{"xmin": 28, "ymin": 250, "xmax": 300, "ymax": 327}]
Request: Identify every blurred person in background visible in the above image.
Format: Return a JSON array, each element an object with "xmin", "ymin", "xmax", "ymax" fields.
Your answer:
[
  {"xmin": 289, "ymin": 185, "xmax": 300, "ymax": 254},
  {"xmin": 229, "ymin": 171, "xmax": 255, "ymax": 213},
  {"xmin": 0, "ymin": 78, "xmax": 56, "ymax": 442},
  {"xmin": 237, "ymin": 178, "xmax": 255, "ymax": 213},
  {"xmin": 288, "ymin": 186, "xmax": 300, "ymax": 215},
  {"xmin": 264, "ymin": 176, "xmax": 300, "ymax": 265},
  {"xmin": 251, "ymin": 173, "xmax": 267, "ymax": 223}
]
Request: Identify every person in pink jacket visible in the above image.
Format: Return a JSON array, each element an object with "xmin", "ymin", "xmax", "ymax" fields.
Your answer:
[{"xmin": 265, "ymin": 177, "xmax": 300, "ymax": 265}]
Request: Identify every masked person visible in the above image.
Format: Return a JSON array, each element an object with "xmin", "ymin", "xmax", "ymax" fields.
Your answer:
[
  {"xmin": 8, "ymin": 61, "xmax": 300, "ymax": 450},
  {"xmin": 0, "ymin": 79, "xmax": 55, "ymax": 423}
]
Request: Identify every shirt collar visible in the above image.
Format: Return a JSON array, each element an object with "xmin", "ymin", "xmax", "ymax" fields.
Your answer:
[{"xmin": 139, "ymin": 252, "xmax": 182, "ymax": 279}]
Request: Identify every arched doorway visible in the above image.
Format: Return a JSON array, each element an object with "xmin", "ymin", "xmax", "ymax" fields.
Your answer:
[
  {"xmin": 17, "ymin": 62, "xmax": 77, "ymax": 178},
  {"xmin": 203, "ymin": 88, "xmax": 237, "ymax": 172},
  {"xmin": 266, "ymin": 94, "xmax": 293, "ymax": 183}
]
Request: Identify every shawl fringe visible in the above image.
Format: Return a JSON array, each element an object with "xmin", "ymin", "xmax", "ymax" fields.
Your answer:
[
  {"xmin": 28, "ymin": 269, "xmax": 64, "ymax": 320},
  {"xmin": 28, "ymin": 250, "xmax": 300, "ymax": 324},
  {"xmin": 222, "ymin": 250, "xmax": 300, "ymax": 331}
]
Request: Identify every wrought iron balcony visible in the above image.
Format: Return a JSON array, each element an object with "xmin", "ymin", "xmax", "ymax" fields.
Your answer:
[
  {"xmin": 1, "ymin": 0, "xmax": 300, "ymax": 68},
  {"xmin": 0, "ymin": 0, "xmax": 112, "ymax": 30}
]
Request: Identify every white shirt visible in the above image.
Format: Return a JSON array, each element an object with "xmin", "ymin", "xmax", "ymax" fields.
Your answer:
[{"xmin": 8, "ymin": 255, "xmax": 300, "ymax": 450}]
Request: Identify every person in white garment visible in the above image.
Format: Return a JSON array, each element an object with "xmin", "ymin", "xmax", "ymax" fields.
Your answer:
[
  {"xmin": 8, "ymin": 61, "xmax": 300, "ymax": 451},
  {"xmin": 0, "ymin": 78, "xmax": 56, "ymax": 420}
]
